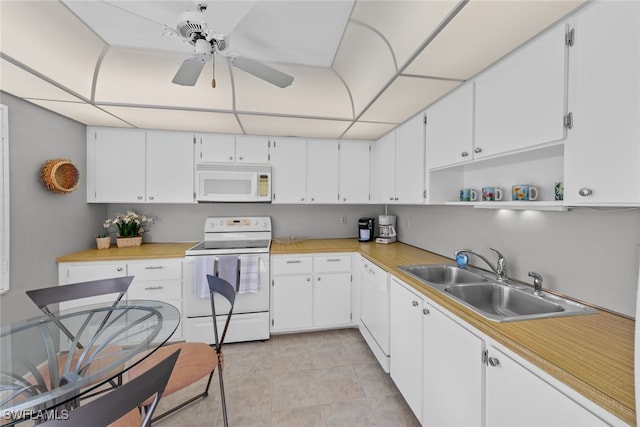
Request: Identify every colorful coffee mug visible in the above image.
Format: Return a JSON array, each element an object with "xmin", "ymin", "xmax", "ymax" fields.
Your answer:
[
  {"xmin": 482, "ymin": 187, "xmax": 503, "ymax": 201},
  {"xmin": 459, "ymin": 188, "xmax": 478, "ymax": 202},
  {"xmin": 555, "ymin": 182, "xmax": 564, "ymax": 201},
  {"xmin": 512, "ymin": 185, "xmax": 538, "ymax": 201}
]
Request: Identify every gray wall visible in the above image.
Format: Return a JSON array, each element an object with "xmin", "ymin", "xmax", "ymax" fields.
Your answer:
[
  {"xmin": 107, "ymin": 203, "xmax": 383, "ymax": 242},
  {"xmin": 0, "ymin": 92, "xmax": 106, "ymax": 324},
  {"xmin": 390, "ymin": 205, "xmax": 640, "ymax": 317}
]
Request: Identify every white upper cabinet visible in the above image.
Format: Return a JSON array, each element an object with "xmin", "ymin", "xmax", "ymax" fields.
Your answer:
[
  {"xmin": 89, "ymin": 128, "xmax": 146, "ymax": 203},
  {"xmin": 372, "ymin": 115, "xmax": 426, "ymax": 204},
  {"xmin": 235, "ymin": 135, "xmax": 270, "ymax": 164},
  {"xmin": 474, "ymin": 24, "xmax": 569, "ymax": 158},
  {"xmin": 88, "ymin": 128, "xmax": 195, "ymax": 203},
  {"xmin": 395, "ymin": 113, "xmax": 426, "ymax": 204},
  {"xmin": 307, "ymin": 140, "xmax": 339, "ymax": 203},
  {"xmin": 270, "ymin": 137, "xmax": 307, "ymax": 203},
  {"xmin": 196, "ymin": 134, "xmax": 269, "ymax": 164},
  {"xmin": 426, "ymin": 83, "xmax": 475, "ymax": 169},
  {"xmin": 196, "ymin": 133, "xmax": 235, "ymax": 163},
  {"xmin": 564, "ymin": 1, "xmax": 640, "ymax": 205},
  {"xmin": 146, "ymin": 131, "xmax": 195, "ymax": 203},
  {"xmin": 371, "ymin": 131, "xmax": 396, "ymax": 203},
  {"xmin": 339, "ymin": 141, "xmax": 370, "ymax": 204}
]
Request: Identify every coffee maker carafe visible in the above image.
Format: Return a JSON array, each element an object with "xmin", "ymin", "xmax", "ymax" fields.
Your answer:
[{"xmin": 376, "ymin": 215, "xmax": 397, "ymax": 244}]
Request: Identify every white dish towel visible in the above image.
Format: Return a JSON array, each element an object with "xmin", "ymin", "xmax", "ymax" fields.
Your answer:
[
  {"xmin": 238, "ymin": 255, "xmax": 260, "ymax": 294},
  {"xmin": 193, "ymin": 255, "xmax": 215, "ymax": 299}
]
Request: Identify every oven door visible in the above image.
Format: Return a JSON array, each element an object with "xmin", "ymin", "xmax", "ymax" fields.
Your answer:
[{"xmin": 183, "ymin": 253, "xmax": 270, "ymax": 317}]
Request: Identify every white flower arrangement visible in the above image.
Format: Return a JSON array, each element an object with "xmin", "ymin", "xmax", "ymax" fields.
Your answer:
[{"xmin": 103, "ymin": 210, "xmax": 151, "ymax": 238}]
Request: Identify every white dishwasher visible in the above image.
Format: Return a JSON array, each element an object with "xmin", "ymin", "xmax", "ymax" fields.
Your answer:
[{"xmin": 359, "ymin": 257, "xmax": 390, "ymax": 372}]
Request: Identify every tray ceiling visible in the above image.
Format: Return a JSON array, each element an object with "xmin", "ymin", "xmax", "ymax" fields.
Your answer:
[{"xmin": 0, "ymin": 0, "xmax": 585, "ymax": 140}]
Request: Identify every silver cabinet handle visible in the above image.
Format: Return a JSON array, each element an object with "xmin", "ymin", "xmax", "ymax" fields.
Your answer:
[
  {"xmin": 461, "ymin": 152, "xmax": 469, "ymax": 157},
  {"xmin": 301, "ymin": 197, "xmax": 305, "ymax": 201},
  {"xmin": 474, "ymin": 147, "xmax": 482, "ymax": 154},
  {"xmin": 326, "ymin": 259, "xmax": 342, "ymax": 262},
  {"xmin": 239, "ymin": 156, "xmax": 243, "ymax": 160},
  {"xmin": 578, "ymin": 188, "xmax": 593, "ymax": 197},
  {"xmin": 389, "ymin": 197, "xmax": 394, "ymax": 201},
  {"xmin": 286, "ymin": 260, "xmax": 302, "ymax": 264},
  {"xmin": 488, "ymin": 357, "xmax": 500, "ymax": 367},
  {"xmin": 311, "ymin": 197, "xmax": 315, "ymax": 201},
  {"xmin": 144, "ymin": 286, "xmax": 163, "ymax": 290},
  {"xmin": 306, "ymin": 277, "xmax": 311, "ymax": 282},
  {"xmin": 116, "ymin": 267, "xmax": 123, "ymax": 272},
  {"xmin": 148, "ymin": 196, "xmax": 154, "ymax": 200},
  {"xmin": 229, "ymin": 156, "xmax": 233, "ymax": 160},
  {"xmin": 137, "ymin": 196, "xmax": 143, "ymax": 200},
  {"xmin": 317, "ymin": 277, "xmax": 321, "ymax": 281},
  {"xmin": 394, "ymin": 197, "xmax": 399, "ymax": 201},
  {"xmin": 343, "ymin": 198, "xmax": 347, "ymax": 201},
  {"xmin": 423, "ymin": 308, "xmax": 430, "ymax": 315},
  {"xmin": 412, "ymin": 300, "xmax": 419, "ymax": 307},
  {"xmin": 144, "ymin": 266, "xmax": 164, "ymax": 270}
]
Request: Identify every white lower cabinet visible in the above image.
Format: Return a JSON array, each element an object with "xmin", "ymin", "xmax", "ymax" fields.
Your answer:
[
  {"xmin": 270, "ymin": 254, "xmax": 352, "ymax": 333},
  {"xmin": 389, "ymin": 276, "xmax": 616, "ymax": 427},
  {"xmin": 485, "ymin": 345, "xmax": 608, "ymax": 427},
  {"xmin": 58, "ymin": 258, "xmax": 184, "ymax": 342}
]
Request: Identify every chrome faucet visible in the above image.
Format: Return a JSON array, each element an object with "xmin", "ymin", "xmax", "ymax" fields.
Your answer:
[
  {"xmin": 454, "ymin": 248, "xmax": 508, "ymax": 280},
  {"xmin": 528, "ymin": 271, "xmax": 544, "ymax": 296}
]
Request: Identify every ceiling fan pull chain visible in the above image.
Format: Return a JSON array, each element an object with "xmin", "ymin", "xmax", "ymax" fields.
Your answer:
[{"xmin": 211, "ymin": 55, "xmax": 216, "ymax": 88}]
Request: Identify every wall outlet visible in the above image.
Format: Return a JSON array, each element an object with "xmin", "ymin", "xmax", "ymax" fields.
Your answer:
[{"xmin": 340, "ymin": 215, "xmax": 347, "ymax": 224}]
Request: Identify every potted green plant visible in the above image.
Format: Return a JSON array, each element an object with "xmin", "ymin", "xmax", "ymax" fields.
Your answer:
[{"xmin": 103, "ymin": 210, "xmax": 151, "ymax": 248}]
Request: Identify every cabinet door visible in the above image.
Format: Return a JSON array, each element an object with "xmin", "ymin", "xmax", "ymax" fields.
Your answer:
[
  {"xmin": 61, "ymin": 262, "xmax": 127, "ymax": 309},
  {"xmin": 235, "ymin": 136, "xmax": 269, "ymax": 163},
  {"xmin": 146, "ymin": 131, "xmax": 194, "ymax": 203},
  {"xmin": 270, "ymin": 138, "xmax": 307, "ymax": 203},
  {"xmin": 395, "ymin": 113, "xmax": 426, "ymax": 204},
  {"xmin": 426, "ymin": 83, "xmax": 474, "ymax": 169},
  {"xmin": 360, "ymin": 261, "xmax": 389, "ymax": 353},
  {"xmin": 564, "ymin": 1, "xmax": 640, "ymax": 204},
  {"xmin": 474, "ymin": 25, "xmax": 568, "ymax": 157},
  {"xmin": 422, "ymin": 303, "xmax": 483, "ymax": 427},
  {"xmin": 313, "ymin": 273, "xmax": 351, "ymax": 327},
  {"xmin": 271, "ymin": 275, "xmax": 313, "ymax": 330},
  {"xmin": 389, "ymin": 279, "xmax": 423, "ymax": 421},
  {"xmin": 91, "ymin": 128, "xmax": 146, "ymax": 202},
  {"xmin": 371, "ymin": 132, "xmax": 396, "ymax": 203},
  {"xmin": 306, "ymin": 140, "xmax": 339, "ymax": 203},
  {"xmin": 196, "ymin": 133, "xmax": 235, "ymax": 163},
  {"xmin": 485, "ymin": 345, "xmax": 608, "ymax": 427},
  {"xmin": 338, "ymin": 141, "xmax": 370, "ymax": 203}
]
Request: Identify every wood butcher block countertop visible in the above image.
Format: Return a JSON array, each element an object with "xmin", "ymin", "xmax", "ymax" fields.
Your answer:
[
  {"xmin": 59, "ymin": 238, "xmax": 635, "ymax": 424},
  {"xmin": 272, "ymin": 238, "xmax": 636, "ymax": 426}
]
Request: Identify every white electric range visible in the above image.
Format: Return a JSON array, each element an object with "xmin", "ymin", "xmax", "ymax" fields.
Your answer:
[{"xmin": 184, "ymin": 217, "xmax": 271, "ymax": 343}]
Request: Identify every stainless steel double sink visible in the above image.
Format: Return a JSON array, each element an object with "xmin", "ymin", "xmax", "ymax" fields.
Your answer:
[{"xmin": 397, "ymin": 265, "xmax": 597, "ymax": 322}]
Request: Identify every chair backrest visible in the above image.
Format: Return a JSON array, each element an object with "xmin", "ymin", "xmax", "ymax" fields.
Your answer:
[
  {"xmin": 206, "ymin": 275, "xmax": 236, "ymax": 352},
  {"xmin": 38, "ymin": 349, "xmax": 180, "ymax": 427},
  {"xmin": 26, "ymin": 276, "xmax": 134, "ymax": 347},
  {"xmin": 26, "ymin": 276, "xmax": 134, "ymax": 312}
]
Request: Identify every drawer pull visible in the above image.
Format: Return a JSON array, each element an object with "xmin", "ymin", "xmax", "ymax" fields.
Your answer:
[
  {"xmin": 286, "ymin": 260, "xmax": 302, "ymax": 264},
  {"xmin": 144, "ymin": 286, "xmax": 164, "ymax": 290},
  {"xmin": 116, "ymin": 267, "xmax": 123, "ymax": 272},
  {"xmin": 326, "ymin": 259, "xmax": 342, "ymax": 262},
  {"xmin": 144, "ymin": 266, "xmax": 164, "ymax": 270}
]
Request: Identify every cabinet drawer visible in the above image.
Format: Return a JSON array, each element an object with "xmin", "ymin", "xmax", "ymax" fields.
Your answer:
[
  {"xmin": 128, "ymin": 261, "xmax": 182, "ymax": 281},
  {"xmin": 314, "ymin": 255, "xmax": 351, "ymax": 273},
  {"xmin": 127, "ymin": 280, "xmax": 182, "ymax": 301},
  {"xmin": 272, "ymin": 257, "xmax": 312, "ymax": 275}
]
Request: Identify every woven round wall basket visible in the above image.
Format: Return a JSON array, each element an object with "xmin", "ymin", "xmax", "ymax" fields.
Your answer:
[{"xmin": 40, "ymin": 159, "xmax": 80, "ymax": 194}]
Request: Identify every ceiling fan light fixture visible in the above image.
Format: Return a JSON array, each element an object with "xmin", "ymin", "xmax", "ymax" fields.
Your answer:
[{"xmin": 176, "ymin": 11, "xmax": 206, "ymax": 39}]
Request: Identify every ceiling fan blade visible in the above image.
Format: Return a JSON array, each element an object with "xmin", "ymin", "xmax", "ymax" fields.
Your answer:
[
  {"xmin": 172, "ymin": 58, "xmax": 206, "ymax": 86},
  {"xmin": 231, "ymin": 57, "xmax": 294, "ymax": 88}
]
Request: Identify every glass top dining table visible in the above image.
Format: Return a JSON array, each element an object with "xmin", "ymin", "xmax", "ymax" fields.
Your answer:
[{"xmin": 0, "ymin": 300, "xmax": 180, "ymax": 424}]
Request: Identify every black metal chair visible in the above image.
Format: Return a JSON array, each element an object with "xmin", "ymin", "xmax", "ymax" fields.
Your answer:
[
  {"xmin": 207, "ymin": 274, "xmax": 237, "ymax": 427},
  {"xmin": 24, "ymin": 277, "xmax": 135, "ymax": 394},
  {"xmin": 125, "ymin": 275, "xmax": 236, "ymax": 425},
  {"xmin": 38, "ymin": 349, "xmax": 180, "ymax": 427}
]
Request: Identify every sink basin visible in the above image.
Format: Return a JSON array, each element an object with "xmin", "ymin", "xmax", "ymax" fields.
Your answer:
[
  {"xmin": 444, "ymin": 283, "xmax": 564, "ymax": 320},
  {"xmin": 398, "ymin": 265, "xmax": 487, "ymax": 285},
  {"xmin": 397, "ymin": 264, "xmax": 597, "ymax": 322}
]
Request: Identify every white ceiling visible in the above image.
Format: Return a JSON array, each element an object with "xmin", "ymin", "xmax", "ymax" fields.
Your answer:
[{"xmin": 0, "ymin": 0, "xmax": 585, "ymax": 140}]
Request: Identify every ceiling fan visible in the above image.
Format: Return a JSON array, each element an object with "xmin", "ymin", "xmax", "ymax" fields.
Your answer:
[{"xmin": 164, "ymin": 1, "xmax": 294, "ymax": 89}]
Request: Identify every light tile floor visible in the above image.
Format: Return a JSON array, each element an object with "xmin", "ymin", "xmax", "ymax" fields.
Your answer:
[{"xmin": 154, "ymin": 328, "xmax": 420, "ymax": 427}]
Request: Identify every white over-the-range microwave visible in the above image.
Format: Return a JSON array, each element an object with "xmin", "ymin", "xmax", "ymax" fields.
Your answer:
[{"xmin": 195, "ymin": 163, "xmax": 271, "ymax": 202}]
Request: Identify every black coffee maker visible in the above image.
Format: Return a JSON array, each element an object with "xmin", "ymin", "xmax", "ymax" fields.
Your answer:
[{"xmin": 358, "ymin": 218, "xmax": 375, "ymax": 242}]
